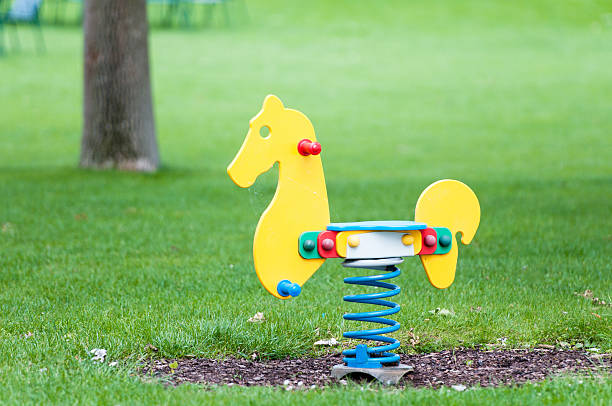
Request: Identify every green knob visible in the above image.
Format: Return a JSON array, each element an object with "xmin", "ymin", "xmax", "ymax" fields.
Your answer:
[
  {"xmin": 439, "ymin": 235, "xmax": 452, "ymax": 247},
  {"xmin": 303, "ymin": 239, "xmax": 316, "ymax": 251}
]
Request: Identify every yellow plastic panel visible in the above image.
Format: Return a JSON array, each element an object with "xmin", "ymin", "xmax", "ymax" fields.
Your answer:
[
  {"xmin": 227, "ymin": 95, "xmax": 330, "ymax": 299},
  {"xmin": 405, "ymin": 230, "xmax": 422, "ymax": 254},
  {"xmin": 415, "ymin": 180, "xmax": 480, "ymax": 289}
]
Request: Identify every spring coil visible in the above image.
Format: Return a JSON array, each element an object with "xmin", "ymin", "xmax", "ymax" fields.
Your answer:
[{"xmin": 341, "ymin": 257, "xmax": 403, "ymax": 368}]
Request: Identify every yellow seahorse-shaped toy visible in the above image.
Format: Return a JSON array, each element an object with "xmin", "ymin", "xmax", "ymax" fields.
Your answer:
[
  {"xmin": 228, "ymin": 95, "xmax": 481, "ymax": 379},
  {"xmin": 227, "ymin": 95, "xmax": 330, "ymax": 298},
  {"xmin": 228, "ymin": 95, "xmax": 480, "ymax": 298}
]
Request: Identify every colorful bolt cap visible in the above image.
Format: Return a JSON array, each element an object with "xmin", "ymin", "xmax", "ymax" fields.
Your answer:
[
  {"xmin": 303, "ymin": 239, "xmax": 316, "ymax": 251},
  {"xmin": 317, "ymin": 230, "xmax": 340, "ymax": 258},
  {"xmin": 433, "ymin": 227, "xmax": 453, "ymax": 255},
  {"xmin": 401, "ymin": 234, "xmax": 414, "ymax": 246},
  {"xmin": 298, "ymin": 231, "xmax": 323, "ymax": 259},
  {"xmin": 439, "ymin": 234, "xmax": 451, "ymax": 247},
  {"xmin": 321, "ymin": 238, "xmax": 335, "ymax": 251},
  {"xmin": 418, "ymin": 228, "xmax": 437, "ymax": 255},
  {"xmin": 424, "ymin": 234, "xmax": 437, "ymax": 247},
  {"xmin": 347, "ymin": 235, "xmax": 360, "ymax": 248}
]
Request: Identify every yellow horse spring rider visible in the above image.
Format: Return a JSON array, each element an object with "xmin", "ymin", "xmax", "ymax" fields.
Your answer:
[{"xmin": 228, "ymin": 95, "xmax": 480, "ymax": 383}]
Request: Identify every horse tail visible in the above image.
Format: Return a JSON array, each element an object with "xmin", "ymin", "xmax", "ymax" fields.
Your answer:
[{"xmin": 415, "ymin": 179, "xmax": 480, "ymax": 289}]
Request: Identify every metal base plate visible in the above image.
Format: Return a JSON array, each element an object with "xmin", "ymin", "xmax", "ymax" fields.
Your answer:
[{"xmin": 331, "ymin": 363, "xmax": 414, "ymax": 385}]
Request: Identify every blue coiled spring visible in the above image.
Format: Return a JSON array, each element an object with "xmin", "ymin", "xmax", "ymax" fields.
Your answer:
[{"xmin": 341, "ymin": 257, "xmax": 403, "ymax": 369}]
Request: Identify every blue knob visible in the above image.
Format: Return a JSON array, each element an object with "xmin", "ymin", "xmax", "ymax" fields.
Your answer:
[{"xmin": 277, "ymin": 280, "xmax": 301, "ymax": 298}]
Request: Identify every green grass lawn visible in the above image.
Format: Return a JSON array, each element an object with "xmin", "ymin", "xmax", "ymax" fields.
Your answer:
[{"xmin": 1, "ymin": 0, "xmax": 611, "ymax": 403}]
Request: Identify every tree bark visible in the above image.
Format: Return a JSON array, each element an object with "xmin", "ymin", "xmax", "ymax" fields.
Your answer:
[{"xmin": 80, "ymin": 0, "xmax": 159, "ymax": 171}]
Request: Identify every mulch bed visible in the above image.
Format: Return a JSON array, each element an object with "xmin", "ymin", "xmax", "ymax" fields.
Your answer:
[{"xmin": 144, "ymin": 348, "xmax": 610, "ymax": 388}]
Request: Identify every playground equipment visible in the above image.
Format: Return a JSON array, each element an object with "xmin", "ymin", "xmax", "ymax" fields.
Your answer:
[{"xmin": 228, "ymin": 95, "xmax": 480, "ymax": 384}]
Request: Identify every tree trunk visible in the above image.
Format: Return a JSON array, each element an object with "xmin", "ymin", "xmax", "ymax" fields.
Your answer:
[{"xmin": 80, "ymin": 0, "xmax": 159, "ymax": 171}]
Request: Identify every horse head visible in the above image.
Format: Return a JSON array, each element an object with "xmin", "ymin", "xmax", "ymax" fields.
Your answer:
[{"xmin": 228, "ymin": 95, "xmax": 317, "ymax": 188}]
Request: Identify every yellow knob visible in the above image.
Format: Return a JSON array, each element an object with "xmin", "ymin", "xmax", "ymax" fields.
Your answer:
[
  {"xmin": 347, "ymin": 235, "xmax": 360, "ymax": 248},
  {"xmin": 401, "ymin": 234, "xmax": 414, "ymax": 246}
]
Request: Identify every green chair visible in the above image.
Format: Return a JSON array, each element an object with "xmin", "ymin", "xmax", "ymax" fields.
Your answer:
[
  {"xmin": 184, "ymin": 0, "xmax": 249, "ymax": 28},
  {"xmin": 0, "ymin": 0, "xmax": 45, "ymax": 54}
]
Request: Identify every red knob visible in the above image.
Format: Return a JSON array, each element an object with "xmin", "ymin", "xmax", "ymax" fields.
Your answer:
[
  {"xmin": 424, "ymin": 234, "xmax": 437, "ymax": 247},
  {"xmin": 298, "ymin": 139, "xmax": 322, "ymax": 156},
  {"xmin": 321, "ymin": 238, "xmax": 334, "ymax": 251}
]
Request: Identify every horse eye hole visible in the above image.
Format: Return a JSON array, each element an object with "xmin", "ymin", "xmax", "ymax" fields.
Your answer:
[{"xmin": 259, "ymin": 126, "xmax": 271, "ymax": 139}]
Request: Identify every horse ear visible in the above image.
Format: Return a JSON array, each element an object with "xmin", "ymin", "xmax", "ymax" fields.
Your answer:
[{"xmin": 262, "ymin": 95, "xmax": 284, "ymax": 112}]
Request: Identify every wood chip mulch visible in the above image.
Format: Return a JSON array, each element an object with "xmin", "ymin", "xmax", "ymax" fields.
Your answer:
[{"xmin": 143, "ymin": 349, "xmax": 610, "ymax": 388}]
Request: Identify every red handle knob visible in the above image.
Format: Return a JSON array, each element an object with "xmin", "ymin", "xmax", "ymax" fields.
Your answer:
[
  {"xmin": 424, "ymin": 234, "xmax": 437, "ymax": 247},
  {"xmin": 321, "ymin": 238, "xmax": 335, "ymax": 251},
  {"xmin": 298, "ymin": 139, "xmax": 322, "ymax": 156}
]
